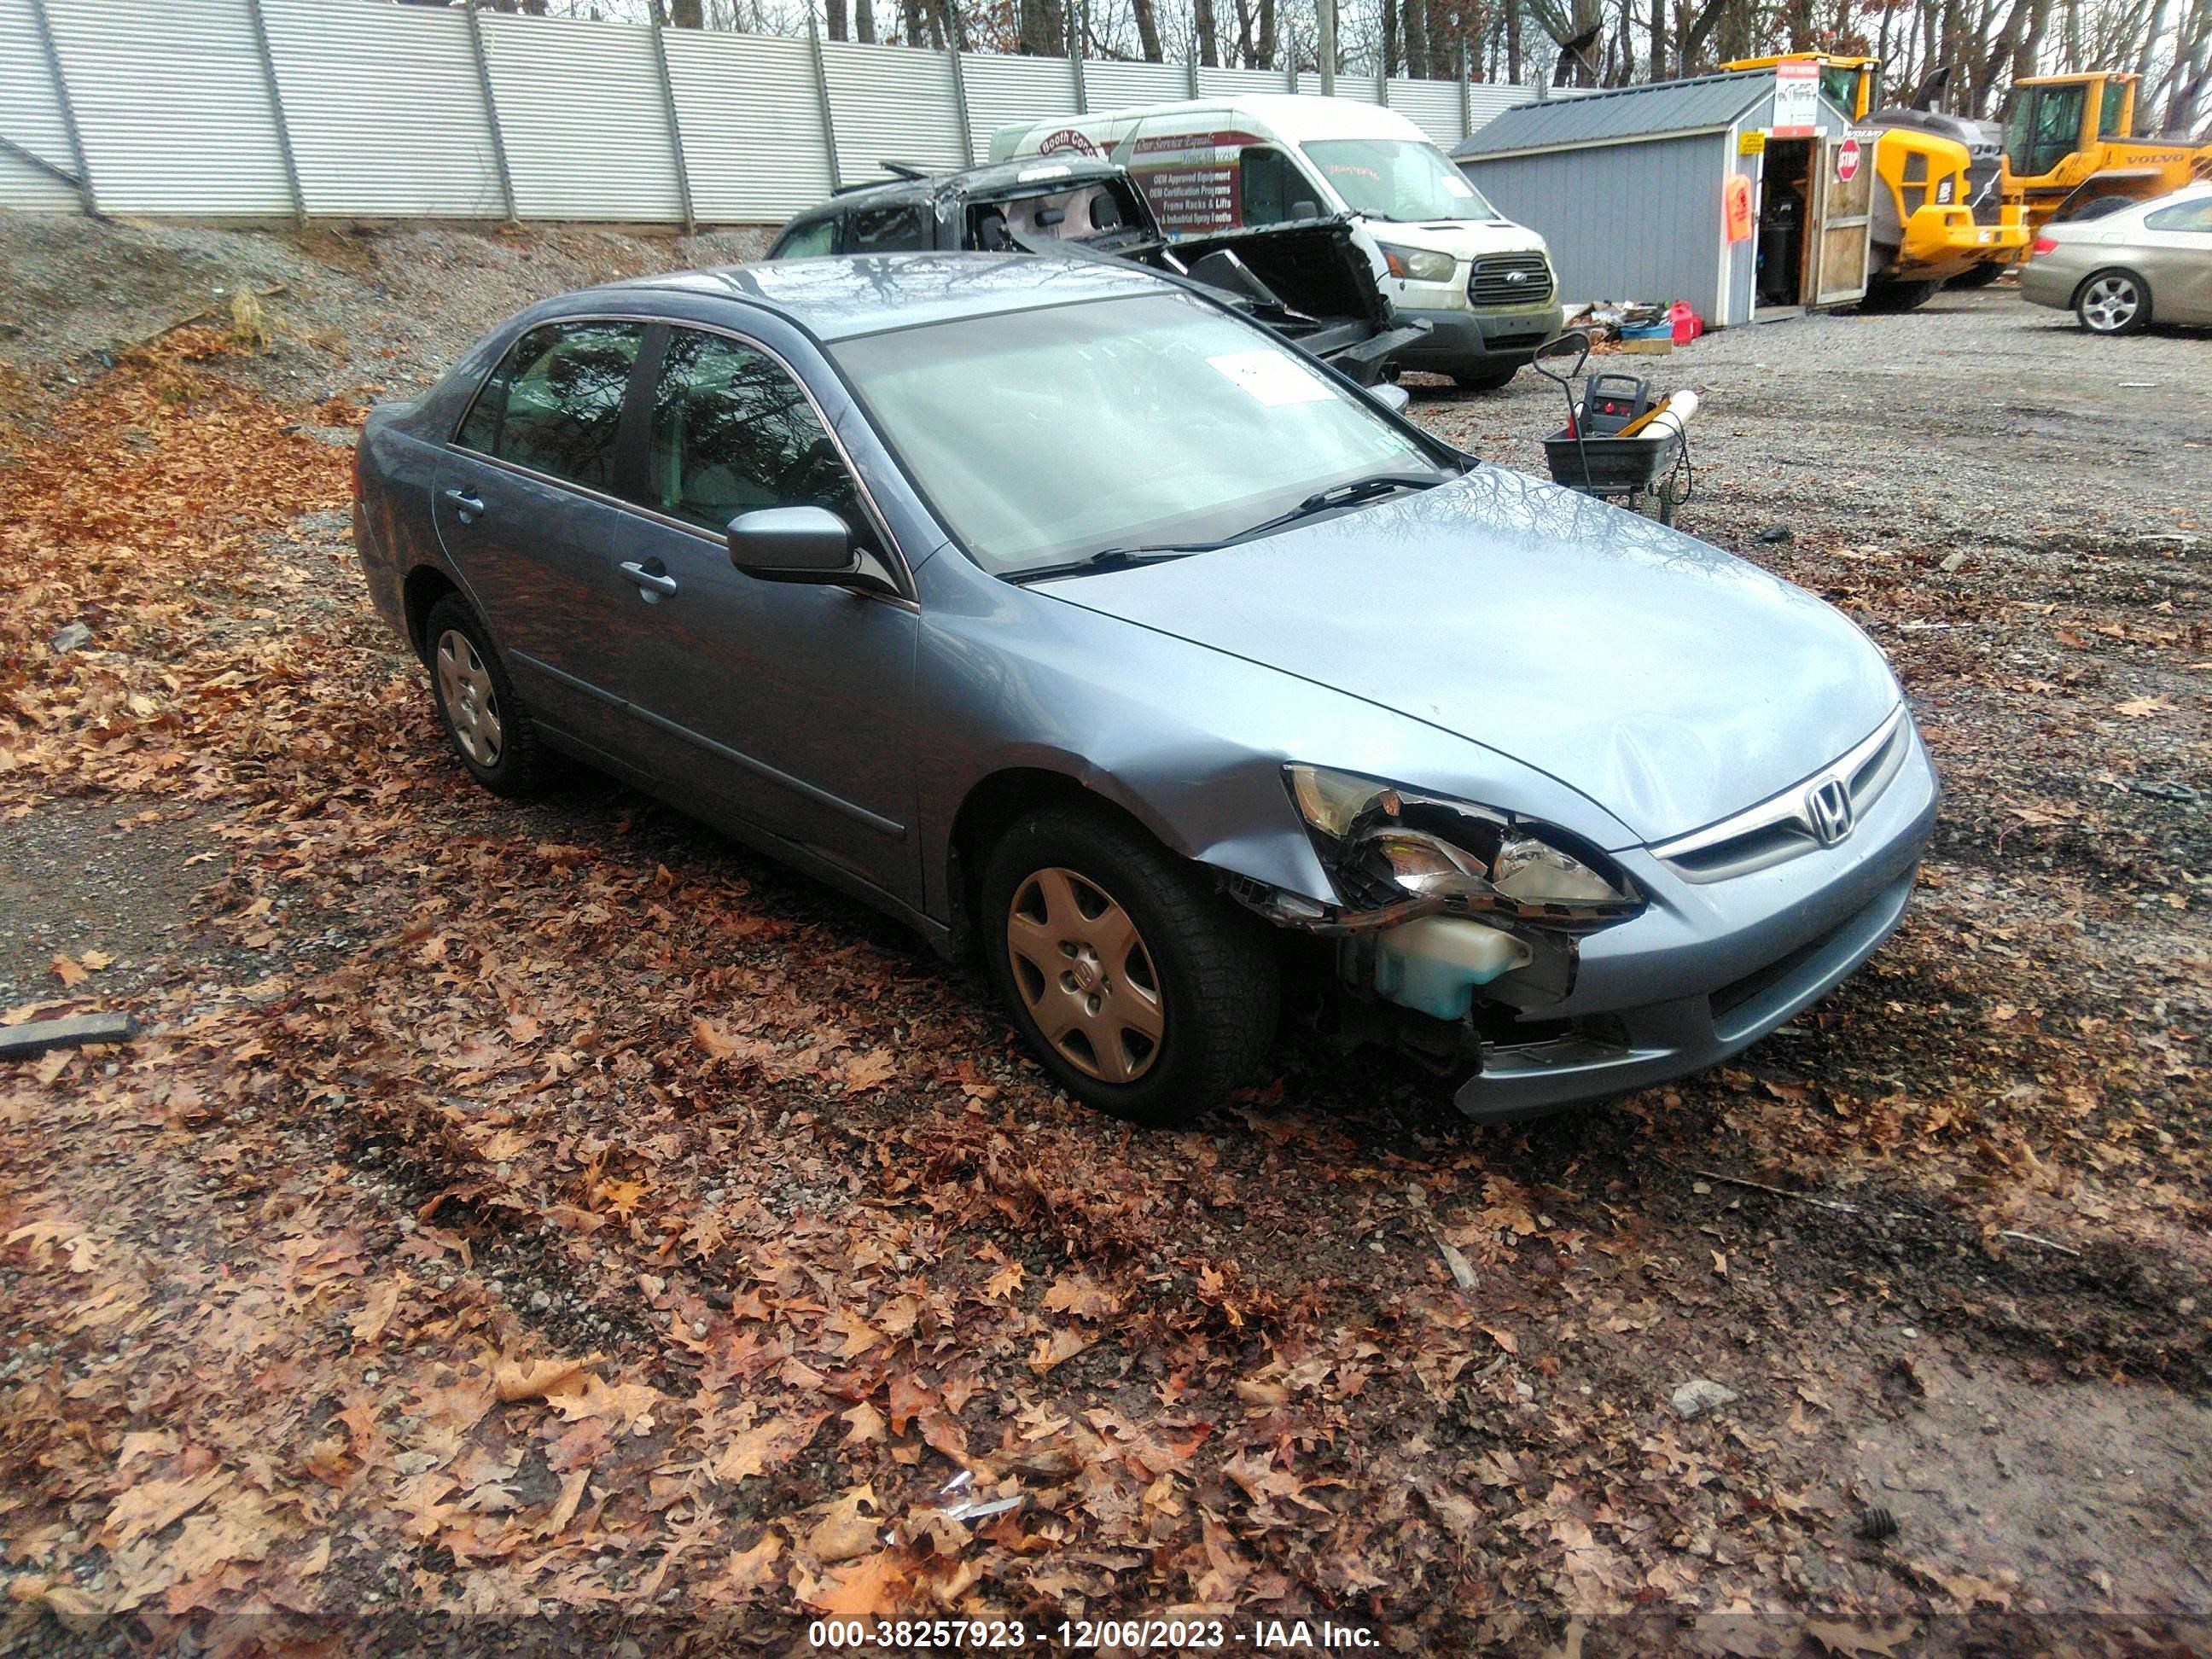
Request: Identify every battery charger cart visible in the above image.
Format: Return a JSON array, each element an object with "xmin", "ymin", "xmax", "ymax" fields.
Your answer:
[{"xmin": 1529, "ymin": 334, "xmax": 1694, "ymax": 526}]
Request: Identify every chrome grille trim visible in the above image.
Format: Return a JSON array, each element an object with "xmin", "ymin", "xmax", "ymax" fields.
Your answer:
[
  {"xmin": 1469, "ymin": 252, "xmax": 1553, "ymax": 307},
  {"xmin": 1650, "ymin": 706, "xmax": 1911, "ymax": 883}
]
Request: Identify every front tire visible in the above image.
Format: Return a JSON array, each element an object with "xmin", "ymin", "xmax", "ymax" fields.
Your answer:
[
  {"xmin": 1947, "ymin": 260, "xmax": 2005, "ymax": 289},
  {"xmin": 424, "ymin": 594, "xmax": 550, "ymax": 798},
  {"xmin": 981, "ymin": 806, "xmax": 1279, "ymax": 1127},
  {"xmin": 2075, "ymin": 269, "xmax": 2149, "ymax": 335},
  {"xmin": 1453, "ymin": 366, "xmax": 1520, "ymax": 392}
]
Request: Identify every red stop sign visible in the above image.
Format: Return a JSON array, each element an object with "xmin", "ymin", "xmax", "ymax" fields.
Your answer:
[{"xmin": 1837, "ymin": 137, "xmax": 1862, "ymax": 182}]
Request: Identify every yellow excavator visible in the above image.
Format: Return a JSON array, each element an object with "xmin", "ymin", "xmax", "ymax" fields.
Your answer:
[
  {"xmin": 1726, "ymin": 52, "xmax": 2027, "ymax": 308},
  {"xmin": 1996, "ymin": 72, "xmax": 2212, "ymax": 233}
]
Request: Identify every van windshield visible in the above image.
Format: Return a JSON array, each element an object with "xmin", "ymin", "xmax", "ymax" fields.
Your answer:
[{"xmin": 1302, "ymin": 139, "xmax": 1499, "ymax": 222}]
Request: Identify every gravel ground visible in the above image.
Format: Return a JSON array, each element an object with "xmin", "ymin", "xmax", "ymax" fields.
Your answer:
[{"xmin": 2, "ymin": 226, "xmax": 2209, "ymax": 1645}]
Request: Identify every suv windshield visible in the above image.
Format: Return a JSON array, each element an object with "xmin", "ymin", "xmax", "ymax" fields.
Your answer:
[
  {"xmin": 1301, "ymin": 139, "xmax": 1499, "ymax": 222},
  {"xmin": 830, "ymin": 291, "xmax": 1445, "ymax": 575}
]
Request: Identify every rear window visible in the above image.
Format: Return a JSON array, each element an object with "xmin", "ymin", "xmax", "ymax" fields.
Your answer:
[{"xmin": 454, "ymin": 320, "xmax": 643, "ymax": 492}]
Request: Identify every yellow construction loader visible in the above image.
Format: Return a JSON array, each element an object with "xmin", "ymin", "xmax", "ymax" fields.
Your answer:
[
  {"xmin": 1726, "ymin": 53, "xmax": 2027, "ymax": 308},
  {"xmin": 1997, "ymin": 72, "xmax": 2212, "ymax": 232}
]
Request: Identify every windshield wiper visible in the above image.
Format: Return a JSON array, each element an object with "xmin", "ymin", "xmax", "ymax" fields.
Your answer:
[
  {"xmin": 1010, "ymin": 474, "xmax": 1447, "ymax": 584},
  {"xmin": 1220, "ymin": 471, "xmax": 1447, "ymax": 545},
  {"xmin": 1008, "ymin": 544, "xmax": 1208, "ymax": 585}
]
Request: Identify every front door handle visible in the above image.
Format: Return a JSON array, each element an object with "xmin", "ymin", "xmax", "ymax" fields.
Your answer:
[
  {"xmin": 619, "ymin": 561, "xmax": 679, "ymax": 602},
  {"xmin": 442, "ymin": 488, "xmax": 484, "ymax": 523}
]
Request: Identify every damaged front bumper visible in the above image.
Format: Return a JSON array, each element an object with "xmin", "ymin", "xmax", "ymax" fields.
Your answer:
[
  {"xmin": 1455, "ymin": 864, "xmax": 1917, "ymax": 1119},
  {"xmin": 1231, "ymin": 715, "xmax": 1940, "ymax": 1118}
]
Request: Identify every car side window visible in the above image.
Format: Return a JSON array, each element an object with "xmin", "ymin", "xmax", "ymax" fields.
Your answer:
[
  {"xmin": 455, "ymin": 320, "xmax": 643, "ymax": 492},
  {"xmin": 2145, "ymin": 199, "xmax": 2212, "ymax": 233},
  {"xmin": 645, "ymin": 329, "xmax": 869, "ymax": 540},
  {"xmin": 773, "ymin": 219, "xmax": 837, "ymax": 259},
  {"xmin": 845, "ymin": 205, "xmax": 929, "ymax": 253},
  {"xmin": 1239, "ymin": 146, "xmax": 1301, "ymax": 226}
]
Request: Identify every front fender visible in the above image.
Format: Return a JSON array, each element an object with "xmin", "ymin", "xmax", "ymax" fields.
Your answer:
[{"xmin": 908, "ymin": 550, "xmax": 1640, "ymax": 928}]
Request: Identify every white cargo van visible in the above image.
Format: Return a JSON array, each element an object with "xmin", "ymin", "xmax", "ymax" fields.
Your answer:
[{"xmin": 990, "ymin": 93, "xmax": 1563, "ymax": 389}]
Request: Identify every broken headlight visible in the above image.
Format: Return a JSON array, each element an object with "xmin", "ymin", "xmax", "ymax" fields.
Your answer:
[{"xmin": 1286, "ymin": 763, "xmax": 1644, "ymax": 931}]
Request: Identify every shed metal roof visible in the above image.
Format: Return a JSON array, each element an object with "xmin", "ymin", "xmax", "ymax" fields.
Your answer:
[{"xmin": 1452, "ymin": 70, "xmax": 1773, "ymax": 159}]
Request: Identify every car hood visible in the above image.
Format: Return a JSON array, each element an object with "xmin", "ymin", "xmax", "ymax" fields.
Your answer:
[
  {"xmin": 1035, "ymin": 467, "xmax": 1900, "ymax": 847},
  {"xmin": 1363, "ymin": 218, "xmax": 1550, "ymax": 258}
]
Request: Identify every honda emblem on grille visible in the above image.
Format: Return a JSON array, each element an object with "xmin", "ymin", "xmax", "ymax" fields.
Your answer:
[{"xmin": 1806, "ymin": 777, "xmax": 1854, "ymax": 846}]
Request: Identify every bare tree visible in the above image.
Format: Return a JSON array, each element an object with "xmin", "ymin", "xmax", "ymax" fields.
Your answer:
[{"xmin": 1132, "ymin": 0, "xmax": 1164, "ymax": 57}]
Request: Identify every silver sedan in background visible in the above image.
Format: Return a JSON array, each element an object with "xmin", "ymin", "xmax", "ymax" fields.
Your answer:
[{"xmin": 2020, "ymin": 183, "xmax": 2212, "ymax": 334}]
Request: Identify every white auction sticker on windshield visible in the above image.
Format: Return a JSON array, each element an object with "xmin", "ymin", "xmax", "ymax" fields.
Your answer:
[{"xmin": 1207, "ymin": 350, "xmax": 1334, "ymax": 406}]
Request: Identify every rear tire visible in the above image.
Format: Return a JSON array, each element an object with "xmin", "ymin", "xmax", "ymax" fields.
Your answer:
[
  {"xmin": 2075, "ymin": 268, "xmax": 2150, "ymax": 335},
  {"xmin": 424, "ymin": 594, "xmax": 550, "ymax": 799},
  {"xmin": 1947, "ymin": 260, "xmax": 2005, "ymax": 289},
  {"xmin": 981, "ymin": 806, "xmax": 1279, "ymax": 1127},
  {"xmin": 1453, "ymin": 366, "xmax": 1520, "ymax": 392},
  {"xmin": 1859, "ymin": 278, "xmax": 1941, "ymax": 313}
]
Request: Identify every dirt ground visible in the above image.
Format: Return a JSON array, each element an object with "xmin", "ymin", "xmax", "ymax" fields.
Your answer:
[{"xmin": 1, "ymin": 220, "xmax": 2208, "ymax": 1656}]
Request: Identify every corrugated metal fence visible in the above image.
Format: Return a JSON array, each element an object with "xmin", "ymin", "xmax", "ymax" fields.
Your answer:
[{"xmin": 0, "ymin": 0, "xmax": 1534, "ymax": 224}]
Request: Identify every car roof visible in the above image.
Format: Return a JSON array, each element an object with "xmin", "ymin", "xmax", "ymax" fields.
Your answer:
[
  {"xmin": 602, "ymin": 251, "xmax": 1171, "ymax": 341},
  {"xmin": 1007, "ymin": 91, "xmax": 1430, "ymax": 143},
  {"xmin": 792, "ymin": 155, "xmax": 1132, "ymax": 223}
]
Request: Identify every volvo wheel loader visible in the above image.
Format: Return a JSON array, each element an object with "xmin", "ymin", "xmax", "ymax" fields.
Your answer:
[{"xmin": 1997, "ymin": 73, "xmax": 2212, "ymax": 233}]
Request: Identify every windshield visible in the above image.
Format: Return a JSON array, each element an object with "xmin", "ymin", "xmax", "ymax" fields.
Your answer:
[
  {"xmin": 830, "ymin": 291, "xmax": 1445, "ymax": 575},
  {"xmin": 1301, "ymin": 139, "xmax": 1499, "ymax": 222}
]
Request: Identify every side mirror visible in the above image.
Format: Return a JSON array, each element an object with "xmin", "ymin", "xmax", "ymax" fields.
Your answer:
[
  {"xmin": 727, "ymin": 505, "xmax": 858, "ymax": 581},
  {"xmin": 1291, "ymin": 198, "xmax": 1320, "ymax": 220},
  {"xmin": 1367, "ymin": 381, "xmax": 1412, "ymax": 416},
  {"xmin": 1533, "ymin": 329, "xmax": 1591, "ymax": 381}
]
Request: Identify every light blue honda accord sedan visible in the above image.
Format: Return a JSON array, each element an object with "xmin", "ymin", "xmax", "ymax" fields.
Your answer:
[{"xmin": 352, "ymin": 253, "xmax": 1936, "ymax": 1127}]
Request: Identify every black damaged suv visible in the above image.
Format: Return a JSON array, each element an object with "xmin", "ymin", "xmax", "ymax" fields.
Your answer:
[{"xmin": 766, "ymin": 156, "xmax": 1424, "ymax": 385}]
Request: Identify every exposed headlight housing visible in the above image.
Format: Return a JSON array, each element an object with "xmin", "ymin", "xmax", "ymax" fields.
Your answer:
[
  {"xmin": 1377, "ymin": 242, "xmax": 1458, "ymax": 283},
  {"xmin": 1285, "ymin": 763, "xmax": 1643, "ymax": 930}
]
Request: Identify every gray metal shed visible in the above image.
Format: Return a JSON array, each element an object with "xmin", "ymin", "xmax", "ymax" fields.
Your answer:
[{"xmin": 1452, "ymin": 70, "xmax": 1871, "ymax": 329}]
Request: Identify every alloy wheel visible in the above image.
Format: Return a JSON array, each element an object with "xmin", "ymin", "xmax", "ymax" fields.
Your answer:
[
  {"xmin": 2080, "ymin": 275, "xmax": 2141, "ymax": 333},
  {"xmin": 1004, "ymin": 866, "xmax": 1165, "ymax": 1084},
  {"xmin": 435, "ymin": 628, "xmax": 504, "ymax": 768}
]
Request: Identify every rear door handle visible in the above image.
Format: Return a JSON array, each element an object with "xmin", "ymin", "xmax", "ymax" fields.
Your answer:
[
  {"xmin": 442, "ymin": 488, "xmax": 484, "ymax": 523},
  {"xmin": 620, "ymin": 561, "xmax": 679, "ymax": 600}
]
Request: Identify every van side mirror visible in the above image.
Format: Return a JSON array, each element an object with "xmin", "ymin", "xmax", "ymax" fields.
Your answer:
[
  {"xmin": 1367, "ymin": 381, "xmax": 1412, "ymax": 416},
  {"xmin": 727, "ymin": 506, "xmax": 857, "ymax": 580},
  {"xmin": 1291, "ymin": 199, "xmax": 1320, "ymax": 219}
]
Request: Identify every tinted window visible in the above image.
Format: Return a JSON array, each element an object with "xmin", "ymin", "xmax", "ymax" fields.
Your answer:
[
  {"xmin": 1238, "ymin": 146, "xmax": 1306, "ymax": 226},
  {"xmin": 2021, "ymin": 85, "xmax": 2086, "ymax": 176},
  {"xmin": 645, "ymin": 329, "xmax": 865, "ymax": 537},
  {"xmin": 773, "ymin": 219, "xmax": 837, "ymax": 259},
  {"xmin": 2146, "ymin": 198, "xmax": 2212, "ymax": 232},
  {"xmin": 845, "ymin": 205, "xmax": 930, "ymax": 253},
  {"xmin": 456, "ymin": 320, "xmax": 643, "ymax": 492}
]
